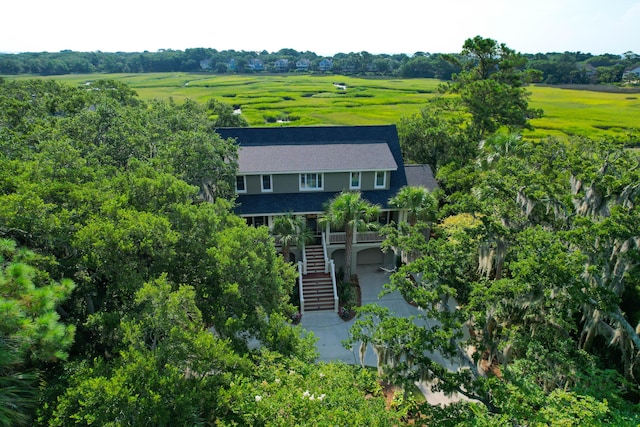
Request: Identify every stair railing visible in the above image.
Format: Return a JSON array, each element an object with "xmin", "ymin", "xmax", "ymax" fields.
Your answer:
[
  {"xmin": 301, "ymin": 241, "xmax": 308, "ymax": 275},
  {"xmin": 321, "ymin": 232, "xmax": 330, "ymax": 274},
  {"xmin": 330, "ymin": 260, "xmax": 338, "ymax": 313},
  {"xmin": 298, "ymin": 261, "xmax": 305, "ymax": 314}
]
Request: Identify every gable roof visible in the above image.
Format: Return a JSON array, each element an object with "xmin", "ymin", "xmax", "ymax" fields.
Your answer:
[
  {"xmin": 238, "ymin": 143, "xmax": 397, "ymax": 174},
  {"xmin": 216, "ymin": 125, "xmax": 408, "ymax": 215}
]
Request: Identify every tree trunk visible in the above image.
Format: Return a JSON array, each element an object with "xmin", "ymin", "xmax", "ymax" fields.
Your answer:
[{"xmin": 609, "ymin": 307, "xmax": 640, "ymax": 352}]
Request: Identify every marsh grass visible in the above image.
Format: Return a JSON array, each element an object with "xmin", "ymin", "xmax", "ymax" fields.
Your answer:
[
  {"xmin": 527, "ymin": 86, "xmax": 639, "ymax": 140},
  {"xmin": 9, "ymin": 73, "xmax": 638, "ymax": 139}
]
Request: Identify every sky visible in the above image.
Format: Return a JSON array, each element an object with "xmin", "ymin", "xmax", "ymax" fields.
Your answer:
[{"xmin": 2, "ymin": 0, "xmax": 639, "ymax": 56}]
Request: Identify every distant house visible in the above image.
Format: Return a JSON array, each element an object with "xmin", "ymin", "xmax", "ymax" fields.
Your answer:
[
  {"xmin": 296, "ymin": 59, "xmax": 310, "ymax": 72},
  {"xmin": 199, "ymin": 59, "xmax": 212, "ymax": 71},
  {"xmin": 341, "ymin": 63, "xmax": 356, "ymax": 73},
  {"xmin": 226, "ymin": 58, "xmax": 237, "ymax": 72},
  {"xmin": 216, "ymin": 125, "xmax": 438, "ymax": 313},
  {"xmin": 274, "ymin": 58, "xmax": 289, "ymax": 72},
  {"xmin": 318, "ymin": 58, "xmax": 333, "ymax": 72},
  {"xmin": 246, "ymin": 58, "xmax": 265, "ymax": 72},
  {"xmin": 577, "ymin": 63, "xmax": 597, "ymax": 81},
  {"xmin": 623, "ymin": 65, "xmax": 640, "ymax": 81}
]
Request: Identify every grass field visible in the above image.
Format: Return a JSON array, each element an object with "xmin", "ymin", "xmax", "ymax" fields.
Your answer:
[{"xmin": 8, "ymin": 73, "xmax": 639, "ymax": 140}]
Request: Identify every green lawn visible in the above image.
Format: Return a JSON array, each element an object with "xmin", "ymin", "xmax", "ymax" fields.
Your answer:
[{"xmin": 7, "ymin": 73, "xmax": 639, "ymax": 140}]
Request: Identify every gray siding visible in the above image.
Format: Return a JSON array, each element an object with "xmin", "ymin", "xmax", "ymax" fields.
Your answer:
[
  {"xmin": 324, "ymin": 173, "xmax": 348, "ymax": 192},
  {"xmin": 245, "ymin": 175, "xmax": 261, "ymax": 194},
  {"xmin": 241, "ymin": 171, "xmax": 388, "ymax": 194},
  {"xmin": 361, "ymin": 171, "xmax": 388, "ymax": 190},
  {"xmin": 274, "ymin": 174, "xmax": 299, "ymax": 193},
  {"xmin": 361, "ymin": 172, "xmax": 375, "ymax": 191}
]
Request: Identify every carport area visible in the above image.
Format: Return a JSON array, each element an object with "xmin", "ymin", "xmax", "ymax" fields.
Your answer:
[
  {"xmin": 299, "ymin": 264, "xmax": 423, "ymax": 365},
  {"xmin": 299, "ymin": 264, "xmax": 467, "ymax": 405}
]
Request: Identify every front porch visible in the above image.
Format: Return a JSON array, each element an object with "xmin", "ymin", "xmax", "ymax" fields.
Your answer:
[{"xmin": 326, "ymin": 230, "xmax": 384, "ymax": 245}]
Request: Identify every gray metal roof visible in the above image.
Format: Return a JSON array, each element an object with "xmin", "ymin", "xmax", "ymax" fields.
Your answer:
[
  {"xmin": 404, "ymin": 164, "xmax": 439, "ymax": 191},
  {"xmin": 238, "ymin": 142, "xmax": 398, "ymax": 174}
]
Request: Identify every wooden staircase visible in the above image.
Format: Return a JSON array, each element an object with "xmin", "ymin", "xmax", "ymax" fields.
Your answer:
[{"xmin": 302, "ymin": 245, "xmax": 335, "ymax": 312}]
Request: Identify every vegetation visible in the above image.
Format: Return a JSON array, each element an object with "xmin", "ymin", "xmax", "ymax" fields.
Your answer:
[
  {"xmin": 347, "ymin": 37, "xmax": 640, "ymax": 426},
  {"xmin": 271, "ymin": 213, "xmax": 314, "ymax": 263}
]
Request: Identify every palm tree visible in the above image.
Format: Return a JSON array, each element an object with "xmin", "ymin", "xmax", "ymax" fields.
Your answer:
[
  {"xmin": 271, "ymin": 213, "xmax": 314, "ymax": 263},
  {"xmin": 388, "ymin": 185, "xmax": 438, "ymax": 227},
  {"xmin": 477, "ymin": 131, "xmax": 524, "ymax": 169},
  {"xmin": 388, "ymin": 186, "xmax": 438, "ymax": 264},
  {"xmin": 320, "ymin": 191, "xmax": 380, "ymax": 283}
]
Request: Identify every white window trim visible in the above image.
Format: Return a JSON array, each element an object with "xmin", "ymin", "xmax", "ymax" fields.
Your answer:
[
  {"xmin": 235, "ymin": 175, "xmax": 247, "ymax": 193},
  {"xmin": 349, "ymin": 171, "xmax": 361, "ymax": 190},
  {"xmin": 261, "ymin": 174, "xmax": 273, "ymax": 192},
  {"xmin": 299, "ymin": 173, "xmax": 324, "ymax": 191},
  {"xmin": 374, "ymin": 171, "xmax": 386, "ymax": 189}
]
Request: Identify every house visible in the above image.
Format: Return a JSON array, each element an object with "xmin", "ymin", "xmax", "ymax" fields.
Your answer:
[
  {"xmin": 246, "ymin": 58, "xmax": 265, "ymax": 72},
  {"xmin": 273, "ymin": 58, "xmax": 289, "ymax": 72},
  {"xmin": 296, "ymin": 59, "xmax": 310, "ymax": 72},
  {"xmin": 623, "ymin": 65, "xmax": 640, "ymax": 82},
  {"xmin": 216, "ymin": 125, "xmax": 437, "ymax": 312},
  {"xmin": 341, "ymin": 63, "xmax": 356, "ymax": 73},
  {"xmin": 318, "ymin": 58, "xmax": 333, "ymax": 72},
  {"xmin": 199, "ymin": 59, "xmax": 212, "ymax": 71},
  {"xmin": 226, "ymin": 58, "xmax": 237, "ymax": 72}
]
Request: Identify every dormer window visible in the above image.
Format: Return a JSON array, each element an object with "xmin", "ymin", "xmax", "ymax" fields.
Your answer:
[
  {"xmin": 236, "ymin": 176, "xmax": 246, "ymax": 193},
  {"xmin": 375, "ymin": 171, "xmax": 386, "ymax": 189},
  {"xmin": 261, "ymin": 175, "xmax": 273, "ymax": 192},
  {"xmin": 350, "ymin": 172, "xmax": 361, "ymax": 189},
  {"xmin": 300, "ymin": 173, "xmax": 323, "ymax": 191}
]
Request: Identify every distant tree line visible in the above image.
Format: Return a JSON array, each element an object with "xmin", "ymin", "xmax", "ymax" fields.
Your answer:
[{"xmin": 2, "ymin": 47, "xmax": 638, "ymax": 85}]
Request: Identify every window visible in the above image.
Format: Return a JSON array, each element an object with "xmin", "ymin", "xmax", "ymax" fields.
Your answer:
[
  {"xmin": 235, "ymin": 176, "xmax": 246, "ymax": 193},
  {"xmin": 246, "ymin": 216, "xmax": 268, "ymax": 227},
  {"xmin": 350, "ymin": 172, "xmax": 361, "ymax": 189},
  {"xmin": 261, "ymin": 175, "xmax": 272, "ymax": 192},
  {"xmin": 300, "ymin": 173, "xmax": 323, "ymax": 191},
  {"xmin": 375, "ymin": 171, "xmax": 386, "ymax": 188}
]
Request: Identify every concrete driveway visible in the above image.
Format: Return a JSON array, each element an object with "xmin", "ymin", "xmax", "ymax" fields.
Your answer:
[
  {"xmin": 300, "ymin": 264, "xmax": 422, "ymax": 366},
  {"xmin": 299, "ymin": 264, "xmax": 467, "ymax": 405}
]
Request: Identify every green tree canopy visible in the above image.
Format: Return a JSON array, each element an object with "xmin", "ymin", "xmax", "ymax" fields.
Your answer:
[{"xmin": 448, "ymin": 35, "xmax": 543, "ymax": 138}]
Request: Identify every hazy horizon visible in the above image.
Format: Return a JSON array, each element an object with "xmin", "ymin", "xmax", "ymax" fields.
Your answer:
[{"xmin": 3, "ymin": 0, "xmax": 639, "ymax": 56}]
